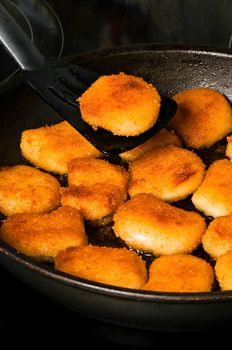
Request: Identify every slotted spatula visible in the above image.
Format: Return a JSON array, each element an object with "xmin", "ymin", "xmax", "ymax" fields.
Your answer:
[{"xmin": 0, "ymin": 3, "xmax": 177, "ymax": 155}]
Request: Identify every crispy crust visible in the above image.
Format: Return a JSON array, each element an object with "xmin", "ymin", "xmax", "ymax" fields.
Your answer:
[
  {"xmin": 55, "ymin": 245, "xmax": 147, "ymax": 289},
  {"xmin": 167, "ymin": 87, "xmax": 232, "ymax": 149},
  {"xmin": 202, "ymin": 216, "xmax": 232, "ymax": 260},
  {"xmin": 128, "ymin": 145, "xmax": 205, "ymax": 202},
  {"xmin": 61, "ymin": 158, "xmax": 129, "ymax": 221},
  {"xmin": 0, "ymin": 206, "xmax": 87, "ymax": 260},
  {"xmin": 78, "ymin": 72, "xmax": 161, "ymax": 136},
  {"xmin": 67, "ymin": 158, "xmax": 129, "ymax": 190},
  {"xmin": 61, "ymin": 184, "xmax": 124, "ymax": 221},
  {"xmin": 20, "ymin": 121, "xmax": 101, "ymax": 175},
  {"xmin": 120, "ymin": 128, "xmax": 182, "ymax": 162},
  {"xmin": 113, "ymin": 193, "xmax": 206, "ymax": 256},
  {"xmin": 142, "ymin": 254, "xmax": 214, "ymax": 292},
  {"xmin": 0, "ymin": 165, "xmax": 61, "ymax": 216},
  {"xmin": 192, "ymin": 159, "xmax": 232, "ymax": 217},
  {"xmin": 215, "ymin": 251, "xmax": 232, "ymax": 291}
]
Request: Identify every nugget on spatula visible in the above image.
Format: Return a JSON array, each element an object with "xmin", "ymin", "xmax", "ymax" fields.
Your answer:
[{"xmin": 78, "ymin": 72, "xmax": 161, "ymax": 137}]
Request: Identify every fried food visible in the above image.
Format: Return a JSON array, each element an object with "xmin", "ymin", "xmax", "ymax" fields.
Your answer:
[
  {"xmin": 20, "ymin": 121, "xmax": 101, "ymax": 175},
  {"xmin": 120, "ymin": 128, "xmax": 182, "ymax": 162},
  {"xmin": 142, "ymin": 254, "xmax": 214, "ymax": 292},
  {"xmin": 61, "ymin": 158, "xmax": 129, "ymax": 221},
  {"xmin": 113, "ymin": 193, "xmax": 206, "ymax": 256},
  {"xmin": 215, "ymin": 250, "xmax": 232, "ymax": 291},
  {"xmin": 55, "ymin": 245, "xmax": 147, "ymax": 289},
  {"xmin": 167, "ymin": 87, "xmax": 232, "ymax": 149},
  {"xmin": 128, "ymin": 145, "xmax": 205, "ymax": 202},
  {"xmin": 78, "ymin": 72, "xmax": 161, "ymax": 136},
  {"xmin": 0, "ymin": 165, "xmax": 61, "ymax": 216},
  {"xmin": 67, "ymin": 157, "xmax": 128, "ymax": 189},
  {"xmin": 202, "ymin": 216, "xmax": 232, "ymax": 260},
  {"xmin": 0, "ymin": 206, "xmax": 87, "ymax": 261},
  {"xmin": 61, "ymin": 184, "xmax": 125, "ymax": 222},
  {"xmin": 192, "ymin": 159, "xmax": 232, "ymax": 217}
]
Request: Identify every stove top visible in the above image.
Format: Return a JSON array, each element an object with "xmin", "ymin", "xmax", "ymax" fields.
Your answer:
[{"xmin": 0, "ymin": 0, "xmax": 232, "ymax": 345}]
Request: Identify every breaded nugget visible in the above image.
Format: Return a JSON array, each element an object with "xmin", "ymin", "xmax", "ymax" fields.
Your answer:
[
  {"xmin": 167, "ymin": 88, "xmax": 232, "ymax": 149},
  {"xmin": 142, "ymin": 254, "xmax": 214, "ymax": 292},
  {"xmin": 20, "ymin": 121, "xmax": 101, "ymax": 175},
  {"xmin": 67, "ymin": 157, "xmax": 128, "ymax": 189},
  {"xmin": 215, "ymin": 250, "xmax": 232, "ymax": 291},
  {"xmin": 225, "ymin": 135, "xmax": 232, "ymax": 160},
  {"xmin": 113, "ymin": 193, "xmax": 206, "ymax": 256},
  {"xmin": 55, "ymin": 245, "xmax": 147, "ymax": 289},
  {"xmin": 128, "ymin": 145, "xmax": 205, "ymax": 202},
  {"xmin": 0, "ymin": 165, "xmax": 61, "ymax": 216},
  {"xmin": 120, "ymin": 128, "xmax": 182, "ymax": 162},
  {"xmin": 61, "ymin": 184, "xmax": 125, "ymax": 221},
  {"xmin": 61, "ymin": 158, "xmax": 129, "ymax": 221},
  {"xmin": 192, "ymin": 159, "xmax": 232, "ymax": 218},
  {"xmin": 202, "ymin": 216, "xmax": 232, "ymax": 260},
  {"xmin": 0, "ymin": 206, "xmax": 87, "ymax": 261},
  {"xmin": 78, "ymin": 72, "xmax": 161, "ymax": 136}
]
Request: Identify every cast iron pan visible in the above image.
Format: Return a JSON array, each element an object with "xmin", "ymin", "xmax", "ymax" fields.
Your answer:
[{"xmin": 0, "ymin": 43, "xmax": 232, "ymax": 332}]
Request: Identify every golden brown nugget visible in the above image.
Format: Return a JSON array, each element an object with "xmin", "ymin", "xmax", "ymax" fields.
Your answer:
[
  {"xmin": 20, "ymin": 121, "xmax": 101, "ymax": 175},
  {"xmin": 120, "ymin": 128, "xmax": 182, "ymax": 162},
  {"xmin": 55, "ymin": 245, "xmax": 147, "ymax": 289},
  {"xmin": 215, "ymin": 251, "xmax": 232, "ymax": 291},
  {"xmin": 128, "ymin": 145, "xmax": 205, "ymax": 202},
  {"xmin": 0, "ymin": 165, "xmax": 61, "ymax": 216},
  {"xmin": 113, "ymin": 193, "xmax": 206, "ymax": 256},
  {"xmin": 78, "ymin": 72, "xmax": 161, "ymax": 136},
  {"xmin": 61, "ymin": 183, "xmax": 125, "ymax": 221},
  {"xmin": 167, "ymin": 87, "xmax": 232, "ymax": 149},
  {"xmin": 192, "ymin": 159, "xmax": 232, "ymax": 218},
  {"xmin": 61, "ymin": 158, "xmax": 129, "ymax": 221},
  {"xmin": 202, "ymin": 216, "xmax": 232, "ymax": 260},
  {"xmin": 142, "ymin": 254, "xmax": 214, "ymax": 293},
  {"xmin": 0, "ymin": 206, "xmax": 87, "ymax": 261},
  {"xmin": 67, "ymin": 157, "xmax": 128, "ymax": 191}
]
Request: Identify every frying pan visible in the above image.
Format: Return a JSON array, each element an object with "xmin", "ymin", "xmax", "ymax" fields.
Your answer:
[{"xmin": 0, "ymin": 43, "xmax": 232, "ymax": 332}]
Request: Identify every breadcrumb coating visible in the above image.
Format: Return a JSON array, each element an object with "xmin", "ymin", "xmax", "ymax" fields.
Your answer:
[
  {"xmin": 0, "ymin": 165, "xmax": 61, "ymax": 216},
  {"xmin": 142, "ymin": 254, "xmax": 214, "ymax": 292},
  {"xmin": 167, "ymin": 87, "xmax": 232, "ymax": 149},
  {"xmin": 192, "ymin": 159, "xmax": 232, "ymax": 217},
  {"xmin": 61, "ymin": 158, "xmax": 129, "ymax": 221},
  {"xmin": 202, "ymin": 216, "xmax": 232, "ymax": 260},
  {"xmin": 120, "ymin": 128, "xmax": 182, "ymax": 162},
  {"xmin": 20, "ymin": 121, "xmax": 101, "ymax": 175},
  {"xmin": 61, "ymin": 183, "xmax": 125, "ymax": 221},
  {"xmin": 0, "ymin": 206, "xmax": 87, "ymax": 261},
  {"xmin": 113, "ymin": 193, "xmax": 206, "ymax": 256},
  {"xmin": 55, "ymin": 245, "xmax": 147, "ymax": 289},
  {"xmin": 78, "ymin": 72, "xmax": 161, "ymax": 136},
  {"xmin": 215, "ymin": 251, "xmax": 232, "ymax": 291},
  {"xmin": 128, "ymin": 145, "xmax": 205, "ymax": 202}
]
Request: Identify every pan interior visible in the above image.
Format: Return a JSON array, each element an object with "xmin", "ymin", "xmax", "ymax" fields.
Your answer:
[{"xmin": 0, "ymin": 44, "xmax": 232, "ymax": 301}]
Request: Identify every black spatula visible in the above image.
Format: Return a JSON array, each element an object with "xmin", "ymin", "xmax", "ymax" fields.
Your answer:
[{"xmin": 0, "ymin": 3, "xmax": 177, "ymax": 155}]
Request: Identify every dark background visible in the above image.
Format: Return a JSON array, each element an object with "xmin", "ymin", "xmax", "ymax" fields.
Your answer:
[
  {"xmin": 0, "ymin": 0, "xmax": 232, "ymax": 347},
  {"xmin": 49, "ymin": 0, "xmax": 232, "ymax": 55}
]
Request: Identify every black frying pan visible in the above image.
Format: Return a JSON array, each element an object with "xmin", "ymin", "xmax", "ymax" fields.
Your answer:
[{"xmin": 0, "ymin": 43, "xmax": 232, "ymax": 332}]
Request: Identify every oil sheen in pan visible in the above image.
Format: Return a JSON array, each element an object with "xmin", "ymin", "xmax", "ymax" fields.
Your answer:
[{"xmin": 0, "ymin": 136, "xmax": 228, "ymax": 292}]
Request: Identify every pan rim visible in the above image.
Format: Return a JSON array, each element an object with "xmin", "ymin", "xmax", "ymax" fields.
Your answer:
[
  {"xmin": 1, "ymin": 241, "xmax": 232, "ymax": 303},
  {"xmin": 0, "ymin": 42, "xmax": 232, "ymax": 303},
  {"xmin": 69, "ymin": 42, "xmax": 232, "ymax": 62}
]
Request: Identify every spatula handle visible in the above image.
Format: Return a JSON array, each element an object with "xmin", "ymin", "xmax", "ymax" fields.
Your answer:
[{"xmin": 0, "ymin": 3, "xmax": 45, "ymax": 71}]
